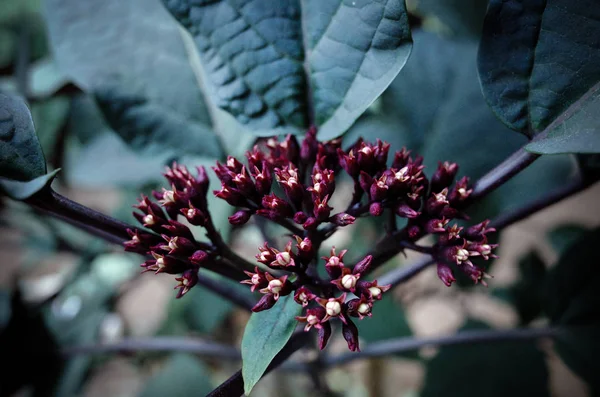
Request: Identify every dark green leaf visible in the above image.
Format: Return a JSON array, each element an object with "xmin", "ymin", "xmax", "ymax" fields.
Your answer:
[
  {"xmin": 0, "ymin": 93, "xmax": 46, "ymax": 181},
  {"xmin": 241, "ymin": 294, "xmax": 301, "ymax": 395},
  {"xmin": 44, "ymin": 0, "xmax": 214, "ymax": 153},
  {"xmin": 139, "ymin": 354, "xmax": 213, "ymax": 397},
  {"xmin": 547, "ymin": 225, "xmax": 589, "ymax": 257},
  {"xmin": 94, "ymin": 84, "xmax": 223, "ymax": 159},
  {"xmin": 421, "ymin": 320, "xmax": 550, "ymax": 397},
  {"xmin": 525, "ymin": 85, "xmax": 600, "ymax": 154},
  {"xmin": 478, "ymin": 0, "xmax": 600, "ymax": 139},
  {"xmin": 543, "ymin": 228, "xmax": 600, "ymax": 392},
  {"xmin": 502, "ymin": 251, "xmax": 546, "ymax": 326},
  {"xmin": 409, "ymin": 0, "xmax": 488, "ymax": 37},
  {"xmin": 30, "ymin": 96, "xmax": 70, "ymax": 156},
  {"xmin": 0, "ymin": 168, "xmax": 59, "ymax": 200},
  {"xmin": 543, "ymin": 228, "xmax": 600, "ymax": 325},
  {"xmin": 29, "ymin": 58, "xmax": 71, "ymax": 99},
  {"xmin": 163, "ymin": 0, "xmax": 413, "ymax": 140},
  {"xmin": 0, "ymin": 28, "xmax": 16, "ymax": 68}
]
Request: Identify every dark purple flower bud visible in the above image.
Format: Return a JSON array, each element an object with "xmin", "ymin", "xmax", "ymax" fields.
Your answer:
[
  {"xmin": 392, "ymin": 147, "xmax": 411, "ymax": 169},
  {"xmin": 466, "ymin": 241, "xmax": 498, "ymax": 260},
  {"xmin": 342, "ymin": 319, "xmax": 360, "ymax": 352},
  {"xmin": 357, "ymin": 142, "xmax": 376, "ymax": 172},
  {"xmin": 425, "ymin": 218, "xmax": 449, "ymax": 234},
  {"xmin": 141, "ymin": 252, "xmax": 187, "ymax": 274},
  {"xmin": 300, "ymin": 126, "xmax": 318, "ymax": 163},
  {"xmin": 275, "ymin": 166, "xmax": 303, "ymax": 204},
  {"xmin": 441, "ymin": 245, "xmax": 472, "ymax": 266},
  {"xmin": 294, "ymin": 286, "xmax": 317, "ymax": 307},
  {"xmin": 134, "ymin": 195, "xmax": 165, "ymax": 217},
  {"xmin": 347, "ymin": 296, "xmax": 373, "ymax": 319},
  {"xmin": 158, "ymin": 235, "xmax": 196, "ymax": 255},
  {"xmin": 395, "ymin": 203, "xmax": 419, "ymax": 219},
  {"xmin": 189, "ymin": 250, "xmax": 209, "ymax": 265},
  {"xmin": 213, "ymin": 161, "xmax": 235, "ymax": 184},
  {"xmin": 133, "ymin": 210, "xmax": 167, "ymax": 233},
  {"xmin": 374, "ymin": 139, "xmax": 391, "ymax": 169},
  {"xmin": 241, "ymin": 266, "xmax": 269, "ymax": 292},
  {"xmin": 253, "ymin": 162, "xmax": 273, "ymax": 195},
  {"xmin": 355, "ymin": 280, "xmax": 390, "ymax": 300},
  {"xmin": 262, "ymin": 194, "xmax": 292, "ymax": 217},
  {"xmin": 352, "ymin": 255, "xmax": 373, "ymax": 275},
  {"xmin": 295, "ymin": 236, "xmax": 313, "ymax": 262},
  {"xmin": 369, "ymin": 202, "xmax": 383, "ymax": 216},
  {"xmin": 316, "ymin": 293, "xmax": 347, "ymax": 322},
  {"xmin": 259, "ymin": 273, "xmax": 293, "ymax": 299},
  {"xmin": 407, "ymin": 225, "xmax": 421, "ymax": 239},
  {"xmin": 330, "ymin": 213, "xmax": 356, "ymax": 226},
  {"xmin": 431, "ymin": 161, "xmax": 459, "ymax": 193},
  {"xmin": 463, "ymin": 220, "xmax": 496, "ymax": 242},
  {"xmin": 323, "ymin": 247, "xmax": 347, "ymax": 279},
  {"xmin": 448, "ymin": 176, "xmax": 472, "ymax": 206},
  {"xmin": 338, "ymin": 148, "xmax": 359, "ymax": 178},
  {"xmin": 252, "ymin": 293, "xmax": 277, "ymax": 312},
  {"xmin": 436, "ymin": 263, "xmax": 456, "ymax": 287},
  {"xmin": 225, "ymin": 156, "xmax": 244, "ymax": 173},
  {"xmin": 124, "ymin": 229, "xmax": 159, "ymax": 254},
  {"xmin": 256, "ymin": 243, "xmax": 276, "ymax": 265},
  {"xmin": 174, "ymin": 269, "xmax": 199, "ymax": 298},
  {"xmin": 246, "ymin": 146, "xmax": 266, "ymax": 171},
  {"xmin": 317, "ymin": 322, "xmax": 332, "ymax": 350},
  {"xmin": 426, "ymin": 188, "xmax": 449, "ymax": 216},
  {"xmin": 331, "ymin": 268, "xmax": 360, "ymax": 292},
  {"xmin": 370, "ymin": 175, "xmax": 389, "ymax": 201},
  {"xmin": 294, "ymin": 211, "xmax": 308, "ymax": 224},
  {"xmin": 313, "ymin": 195, "xmax": 332, "ymax": 221},
  {"xmin": 228, "ymin": 209, "xmax": 252, "ymax": 225},
  {"xmin": 303, "ymin": 217, "xmax": 318, "ymax": 230},
  {"xmin": 162, "ymin": 220, "xmax": 194, "ymax": 240},
  {"xmin": 214, "ymin": 185, "xmax": 247, "ymax": 207},
  {"xmin": 460, "ymin": 264, "xmax": 492, "ymax": 286},
  {"xmin": 232, "ymin": 166, "xmax": 256, "ymax": 195},
  {"xmin": 180, "ymin": 203, "xmax": 206, "ymax": 226},
  {"xmin": 296, "ymin": 306, "xmax": 327, "ymax": 331},
  {"xmin": 359, "ymin": 171, "xmax": 373, "ymax": 194}
]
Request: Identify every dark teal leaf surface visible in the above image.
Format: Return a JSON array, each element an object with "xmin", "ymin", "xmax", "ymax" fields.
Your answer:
[
  {"xmin": 478, "ymin": 0, "xmax": 600, "ymax": 139},
  {"xmin": 163, "ymin": 0, "xmax": 413, "ymax": 140}
]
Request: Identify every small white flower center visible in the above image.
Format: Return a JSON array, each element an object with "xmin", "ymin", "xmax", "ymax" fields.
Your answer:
[
  {"xmin": 168, "ymin": 238, "xmax": 179, "ymax": 251},
  {"xmin": 358, "ymin": 303, "xmax": 370, "ymax": 314},
  {"xmin": 306, "ymin": 314, "xmax": 319, "ymax": 325},
  {"xmin": 341, "ymin": 274, "xmax": 357, "ymax": 290},
  {"xmin": 328, "ymin": 257, "xmax": 340, "ymax": 267},
  {"xmin": 369, "ymin": 287, "xmax": 382, "ymax": 298},
  {"xmin": 325, "ymin": 300, "xmax": 341, "ymax": 317},
  {"xmin": 276, "ymin": 252, "xmax": 292, "ymax": 266},
  {"xmin": 269, "ymin": 280, "xmax": 283, "ymax": 294},
  {"xmin": 143, "ymin": 214, "xmax": 155, "ymax": 225},
  {"xmin": 251, "ymin": 274, "xmax": 261, "ymax": 285},
  {"xmin": 456, "ymin": 248, "xmax": 470, "ymax": 262},
  {"xmin": 480, "ymin": 245, "xmax": 491, "ymax": 255}
]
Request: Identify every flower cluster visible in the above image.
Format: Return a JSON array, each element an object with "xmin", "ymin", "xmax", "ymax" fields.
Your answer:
[
  {"xmin": 124, "ymin": 163, "xmax": 215, "ymax": 298},
  {"xmin": 124, "ymin": 127, "xmax": 498, "ymax": 351},
  {"xmin": 242, "ymin": 243, "xmax": 389, "ymax": 351}
]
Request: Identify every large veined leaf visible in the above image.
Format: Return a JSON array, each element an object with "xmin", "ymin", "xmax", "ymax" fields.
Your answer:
[
  {"xmin": 162, "ymin": 0, "xmax": 413, "ymax": 140},
  {"xmin": 0, "ymin": 93, "xmax": 58, "ymax": 199},
  {"xmin": 43, "ymin": 0, "xmax": 223, "ymax": 158},
  {"xmin": 478, "ymin": 0, "xmax": 600, "ymax": 148},
  {"xmin": 241, "ymin": 295, "xmax": 301, "ymax": 395}
]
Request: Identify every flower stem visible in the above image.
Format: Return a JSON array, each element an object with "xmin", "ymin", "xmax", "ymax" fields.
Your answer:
[{"xmin": 324, "ymin": 326, "xmax": 559, "ymax": 367}]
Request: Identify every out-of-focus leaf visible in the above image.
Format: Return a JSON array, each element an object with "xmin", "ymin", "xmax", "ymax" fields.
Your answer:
[
  {"xmin": 139, "ymin": 354, "xmax": 213, "ymax": 397},
  {"xmin": 94, "ymin": 84, "xmax": 223, "ymax": 159},
  {"xmin": 29, "ymin": 58, "xmax": 71, "ymax": 99},
  {"xmin": 497, "ymin": 251, "xmax": 546, "ymax": 326},
  {"xmin": 163, "ymin": 0, "xmax": 413, "ymax": 140},
  {"xmin": 241, "ymin": 294, "xmax": 300, "ymax": 395},
  {"xmin": 478, "ymin": 0, "xmax": 600, "ymax": 140},
  {"xmin": 421, "ymin": 320, "xmax": 550, "ymax": 397},
  {"xmin": 547, "ymin": 225, "xmax": 589, "ymax": 257},
  {"xmin": 30, "ymin": 96, "xmax": 70, "ymax": 156},
  {"xmin": 543, "ymin": 227, "xmax": 600, "ymax": 393},
  {"xmin": 408, "ymin": 0, "xmax": 488, "ymax": 37},
  {"xmin": 44, "ymin": 0, "xmax": 214, "ymax": 154},
  {"xmin": 0, "ymin": 28, "xmax": 16, "ymax": 68},
  {"xmin": 0, "ymin": 93, "xmax": 46, "ymax": 181}
]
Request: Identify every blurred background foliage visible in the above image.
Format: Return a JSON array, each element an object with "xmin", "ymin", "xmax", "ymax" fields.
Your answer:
[{"xmin": 0, "ymin": 0, "xmax": 597, "ymax": 396}]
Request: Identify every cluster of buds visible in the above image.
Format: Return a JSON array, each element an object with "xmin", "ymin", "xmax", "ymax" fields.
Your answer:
[
  {"xmin": 242, "ymin": 243, "xmax": 389, "ymax": 351},
  {"xmin": 125, "ymin": 127, "xmax": 498, "ymax": 350},
  {"xmin": 124, "ymin": 163, "xmax": 216, "ymax": 298}
]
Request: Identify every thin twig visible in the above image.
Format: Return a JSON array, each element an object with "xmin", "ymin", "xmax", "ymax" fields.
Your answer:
[
  {"xmin": 62, "ymin": 337, "xmax": 240, "ymax": 359},
  {"xmin": 325, "ymin": 327, "xmax": 559, "ymax": 367}
]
